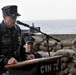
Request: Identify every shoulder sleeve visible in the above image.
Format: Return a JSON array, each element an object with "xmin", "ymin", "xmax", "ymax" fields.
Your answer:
[
  {"xmin": 34, "ymin": 51, "xmax": 42, "ymax": 58},
  {"xmin": 0, "ymin": 24, "xmax": 2, "ymax": 50},
  {"xmin": 0, "ymin": 24, "xmax": 9, "ymax": 66}
]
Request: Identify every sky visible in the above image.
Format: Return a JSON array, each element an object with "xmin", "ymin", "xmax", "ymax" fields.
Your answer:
[{"xmin": 0, "ymin": 0, "xmax": 76, "ymax": 21}]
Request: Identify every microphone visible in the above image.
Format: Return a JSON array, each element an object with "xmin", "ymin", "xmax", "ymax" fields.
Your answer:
[
  {"xmin": 17, "ymin": 20, "xmax": 30, "ymax": 27},
  {"xmin": 17, "ymin": 21, "xmax": 60, "ymax": 42}
]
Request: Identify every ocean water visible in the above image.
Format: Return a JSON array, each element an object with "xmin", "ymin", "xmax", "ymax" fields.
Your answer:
[{"xmin": 18, "ymin": 19, "xmax": 76, "ymax": 34}]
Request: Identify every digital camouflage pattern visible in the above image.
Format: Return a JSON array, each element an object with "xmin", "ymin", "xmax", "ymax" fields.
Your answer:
[{"xmin": 0, "ymin": 21, "xmax": 22, "ymax": 65}]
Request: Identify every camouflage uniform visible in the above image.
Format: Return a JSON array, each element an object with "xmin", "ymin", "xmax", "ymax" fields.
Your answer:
[
  {"xmin": 0, "ymin": 21, "xmax": 25, "ymax": 68},
  {"xmin": 25, "ymin": 51, "xmax": 42, "ymax": 59},
  {"xmin": 0, "ymin": 5, "xmax": 25, "ymax": 75}
]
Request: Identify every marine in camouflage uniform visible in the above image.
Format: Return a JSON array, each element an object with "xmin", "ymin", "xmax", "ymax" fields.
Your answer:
[
  {"xmin": 0, "ymin": 5, "xmax": 26, "ymax": 75},
  {"xmin": 23, "ymin": 36, "xmax": 42, "ymax": 59},
  {"xmin": 0, "ymin": 21, "xmax": 21, "ymax": 64}
]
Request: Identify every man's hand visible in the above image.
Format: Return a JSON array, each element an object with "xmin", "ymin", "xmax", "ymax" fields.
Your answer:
[
  {"xmin": 7, "ymin": 57, "xmax": 18, "ymax": 65},
  {"xmin": 26, "ymin": 54, "xmax": 35, "ymax": 60}
]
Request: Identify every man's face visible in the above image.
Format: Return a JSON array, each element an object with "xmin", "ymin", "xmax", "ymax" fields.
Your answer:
[
  {"xmin": 23, "ymin": 42, "xmax": 34, "ymax": 52},
  {"xmin": 3, "ymin": 15, "xmax": 17, "ymax": 28}
]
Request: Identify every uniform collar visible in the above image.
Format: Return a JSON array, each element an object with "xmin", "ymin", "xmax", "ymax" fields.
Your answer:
[{"xmin": 1, "ymin": 20, "xmax": 15, "ymax": 30}]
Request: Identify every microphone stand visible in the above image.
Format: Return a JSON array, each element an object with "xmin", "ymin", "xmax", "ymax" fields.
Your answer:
[{"xmin": 17, "ymin": 21, "xmax": 61, "ymax": 57}]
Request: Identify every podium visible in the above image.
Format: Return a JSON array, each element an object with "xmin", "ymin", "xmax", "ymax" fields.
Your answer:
[{"xmin": 5, "ymin": 55, "xmax": 62, "ymax": 75}]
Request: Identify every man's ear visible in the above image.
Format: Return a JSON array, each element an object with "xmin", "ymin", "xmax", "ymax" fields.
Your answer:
[
  {"xmin": 3, "ymin": 15, "xmax": 6, "ymax": 19},
  {"xmin": 23, "ymin": 44, "xmax": 26, "ymax": 48}
]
